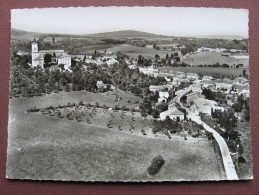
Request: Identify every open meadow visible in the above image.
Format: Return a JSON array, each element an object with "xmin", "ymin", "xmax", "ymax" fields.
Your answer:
[
  {"xmin": 105, "ymin": 44, "xmax": 170, "ymax": 59},
  {"xmin": 7, "ymin": 92, "xmax": 224, "ymax": 181},
  {"xmin": 182, "ymin": 51, "xmax": 249, "ymax": 67}
]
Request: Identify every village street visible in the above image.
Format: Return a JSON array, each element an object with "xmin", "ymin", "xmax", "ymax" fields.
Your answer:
[{"xmin": 174, "ymin": 85, "xmax": 238, "ymax": 180}]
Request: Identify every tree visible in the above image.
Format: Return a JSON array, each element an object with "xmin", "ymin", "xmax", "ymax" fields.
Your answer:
[
  {"xmin": 65, "ymin": 84, "xmax": 71, "ymax": 92},
  {"xmin": 155, "ymin": 54, "xmax": 160, "ymax": 59},
  {"xmin": 166, "ymin": 53, "xmax": 169, "ymax": 60},
  {"xmin": 137, "ymin": 55, "xmax": 144, "ymax": 65},
  {"xmin": 156, "ymin": 102, "xmax": 168, "ymax": 113},
  {"xmin": 152, "ymin": 109, "xmax": 160, "ymax": 119},
  {"xmin": 44, "ymin": 53, "xmax": 52, "ymax": 67},
  {"xmin": 243, "ymin": 70, "xmax": 247, "ymax": 78}
]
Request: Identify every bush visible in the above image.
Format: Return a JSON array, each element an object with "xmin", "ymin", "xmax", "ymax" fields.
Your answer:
[
  {"xmin": 238, "ymin": 156, "xmax": 246, "ymax": 164},
  {"xmin": 147, "ymin": 155, "xmax": 165, "ymax": 176}
]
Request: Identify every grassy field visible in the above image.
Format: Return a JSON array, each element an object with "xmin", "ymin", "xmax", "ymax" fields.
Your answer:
[
  {"xmin": 158, "ymin": 66, "xmax": 249, "ymax": 77},
  {"xmin": 234, "ymin": 121, "xmax": 253, "ymax": 179},
  {"xmin": 182, "ymin": 52, "xmax": 249, "ymax": 67},
  {"xmin": 7, "ymin": 91, "xmax": 224, "ymax": 181},
  {"xmin": 106, "ymin": 44, "xmax": 170, "ymax": 59}
]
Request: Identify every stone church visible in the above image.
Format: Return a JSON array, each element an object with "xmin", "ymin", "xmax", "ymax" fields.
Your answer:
[{"xmin": 31, "ymin": 41, "xmax": 71, "ymax": 69}]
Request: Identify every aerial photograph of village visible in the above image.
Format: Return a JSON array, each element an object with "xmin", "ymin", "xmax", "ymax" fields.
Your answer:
[{"xmin": 6, "ymin": 7, "xmax": 252, "ymax": 181}]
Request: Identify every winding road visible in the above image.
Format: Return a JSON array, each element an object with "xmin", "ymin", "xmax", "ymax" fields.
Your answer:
[{"xmin": 174, "ymin": 86, "xmax": 238, "ymax": 180}]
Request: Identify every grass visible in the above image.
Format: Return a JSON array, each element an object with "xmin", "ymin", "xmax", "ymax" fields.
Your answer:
[
  {"xmin": 7, "ymin": 91, "xmax": 224, "ymax": 181},
  {"xmin": 107, "ymin": 44, "xmax": 171, "ymax": 59},
  {"xmin": 158, "ymin": 66, "xmax": 248, "ymax": 77},
  {"xmin": 234, "ymin": 121, "xmax": 253, "ymax": 180},
  {"xmin": 182, "ymin": 51, "xmax": 249, "ymax": 67}
]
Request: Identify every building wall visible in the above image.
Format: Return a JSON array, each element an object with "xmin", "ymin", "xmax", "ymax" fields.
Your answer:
[
  {"xmin": 31, "ymin": 42, "xmax": 71, "ymax": 68},
  {"xmin": 169, "ymin": 114, "xmax": 184, "ymax": 121}
]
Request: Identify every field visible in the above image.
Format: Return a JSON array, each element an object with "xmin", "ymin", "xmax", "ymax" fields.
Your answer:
[
  {"xmin": 105, "ymin": 44, "xmax": 170, "ymax": 59},
  {"xmin": 182, "ymin": 51, "xmax": 249, "ymax": 67},
  {"xmin": 6, "ymin": 91, "xmax": 224, "ymax": 181},
  {"xmin": 234, "ymin": 122, "xmax": 253, "ymax": 179},
  {"xmin": 158, "ymin": 66, "xmax": 249, "ymax": 77}
]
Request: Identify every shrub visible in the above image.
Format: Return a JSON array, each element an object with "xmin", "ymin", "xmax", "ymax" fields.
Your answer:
[
  {"xmin": 238, "ymin": 156, "xmax": 246, "ymax": 164},
  {"xmin": 147, "ymin": 155, "xmax": 165, "ymax": 176}
]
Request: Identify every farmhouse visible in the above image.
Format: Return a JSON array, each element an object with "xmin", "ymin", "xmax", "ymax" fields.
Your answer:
[
  {"xmin": 158, "ymin": 91, "xmax": 170, "ymax": 103},
  {"xmin": 190, "ymin": 98, "xmax": 220, "ymax": 116},
  {"xmin": 31, "ymin": 41, "xmax": 71, "ymax": 69},
  {"xmin": 186, "ymin": 92, "xmax": 202, "ymax": 103},
  {"xmin": 160, "ymin": 106, "xmax": 184, "ymax": 121},
  {"xmin": 202, "ymin": 76, "xmax": 213, "ymax": 81},
  {"xmin": 202, "ymin": 80, "xmax": 215, "ymax": 89},
  {"xmin": 215, "ymin": 79, "xmax": 233, "ymax": 90},
  {"xmin": 232, "ymin": 84, "xmax": 250, "ymax": 98},
  {"xmin": 234, "ymin": 77, "xmax": 249, "ymax": 85},
  {"xmin": 149, "ymin": 85, "xmax": 165, "ymax": 93}
]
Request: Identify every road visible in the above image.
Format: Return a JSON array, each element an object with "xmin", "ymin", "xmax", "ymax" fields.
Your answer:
[{"xmin": 174, "ymin": 86, "xmax": 238, "ymax": 180}]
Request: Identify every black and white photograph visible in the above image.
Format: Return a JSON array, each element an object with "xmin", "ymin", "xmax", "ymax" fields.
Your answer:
[{"xmin": 7, "ymin": 7, "xmax": 252, "ymax": 181}]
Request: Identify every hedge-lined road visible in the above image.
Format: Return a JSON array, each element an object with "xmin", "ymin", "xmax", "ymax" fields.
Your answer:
[{"xmin": 173, "ymin": 86, "xmax": 238, "ymax": 180}]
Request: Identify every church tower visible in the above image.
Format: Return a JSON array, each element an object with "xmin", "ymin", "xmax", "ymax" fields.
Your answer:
[
  {"xmin": 31, "ymin": 41, "xmax": 39, "ymax": 66},
  {"xmin": 31, "ymin": 41, "xmax": 38, "ymax": 53}
]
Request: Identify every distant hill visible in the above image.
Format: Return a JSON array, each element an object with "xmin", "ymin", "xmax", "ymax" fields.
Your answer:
[
  {"xmin": 11, "ymin": 28, "xmax": 246, "ymax": 40},
  {"xmin": 11, "ymin": 28, "xmax": 43, "ymax": 37},
  {"xmin": 11, "ymin": 28, "xmax": 173, "ymax": 39},
  {"xmin": 86, "ymin": 30, "xmax": 173, "ymax": 39}
]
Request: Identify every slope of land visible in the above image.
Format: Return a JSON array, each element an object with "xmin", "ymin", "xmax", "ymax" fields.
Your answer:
[{"xmin": 7, "ymin": 92, "xmax": 224, "ymax": 181}]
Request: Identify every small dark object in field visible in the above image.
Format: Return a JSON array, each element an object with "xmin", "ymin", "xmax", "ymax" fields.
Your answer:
[
  {"xmin": 238, "ymin": 156, "xmax": 246, "ymax": 163},
  {"xmin": 147, "ymin": 155, "xmax": 165, "ymax": 176}
]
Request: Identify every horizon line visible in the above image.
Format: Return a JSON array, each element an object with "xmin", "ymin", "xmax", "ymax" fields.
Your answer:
[{"xmin": 11, "ymin": 28, "xmax": 248, "ymax": 39}]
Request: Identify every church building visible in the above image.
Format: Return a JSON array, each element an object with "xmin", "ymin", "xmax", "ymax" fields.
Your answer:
[{"xmin": 31, "ymin": 41, "xmax": 71, "ymax": 69}]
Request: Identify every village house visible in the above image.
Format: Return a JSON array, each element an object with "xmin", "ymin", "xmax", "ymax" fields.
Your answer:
[
  {"xmin": 149, "ymin": 85, "xmax": 165, "ymax": 93},
  {"xmin": 158, "ymin": 90, "xmax": 170, "ymax": 103},
  {"xmin": 31, "ymin": 41, "xmax": 71, "ymax": 69},
  {"xmin": 234, "ymin": 77, "xmax": 249, "ymax": 85},
  {"xmin": 232, "ymin": 84, "xmax": 250, "ymax": 98},
  {"xmin": 202, "ymin": 76, "xmax": 213, "ymax": 81},
  {"xmin": 190, "ymin": 98, "xmax": 223, "ymax": 116},
  {"xmin": 160, "ymin": 104, "xmax": 184, "ymax": 121},
  {"xmin": 96, "ymin": 80, "xmax": 107, "ymax": 90},
  {"xmin": 105, "ymin": 58, "xmax": 119, "ymax": 66},
  {"xmin": 186, "ymin": 92, "xmax": 203, "ymax": 103},
  {"xmin": 191, "ymin": 83, "xmax": 202, "ymax": 93},
  {"xmin": 202, "ymin": 80, "xmax": 215, "ymax": 89},
  {"xmin": 128, "ymin": 65, "xmax": 138, "ymax": 70},
  {"xmin": 215, "ymin": 79, "xmax": 233, "ymax": 90},
  {"xmin": 186, "ymin": 73, "xmax": 199, "ymax": 81}
]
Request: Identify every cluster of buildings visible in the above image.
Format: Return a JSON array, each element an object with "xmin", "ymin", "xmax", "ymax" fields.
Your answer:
[
  {"xmin": 31, "ymin": 41, "xmax": 71, "ymax": 70},
  {"xmin": 146, "ymin": 67, "xmax": 249, "ymax": 121},
  {"xmin": 83, "ymin": 54, "xmax": 119, "ymax": 66}
]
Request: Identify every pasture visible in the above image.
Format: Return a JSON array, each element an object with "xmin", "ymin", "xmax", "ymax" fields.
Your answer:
[
  {"xmin": 182, "ymin": 51, "xmax": 249, "ymax": 67},
  {"xmin": 7, "ymin": 91, "xmax": 224, "ymax": 181},
  {"xmin": 105, "ymin": 44, "xmax": 170, "ymax": 59},
  {"xmin": 159, "ymin": 66, "xmax": 249, "ymax": 77}
]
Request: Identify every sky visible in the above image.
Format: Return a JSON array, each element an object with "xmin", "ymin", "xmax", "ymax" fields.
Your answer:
[{"xmin": 11, "ymin": 7, "xmax": 249, "ymax": 37}]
